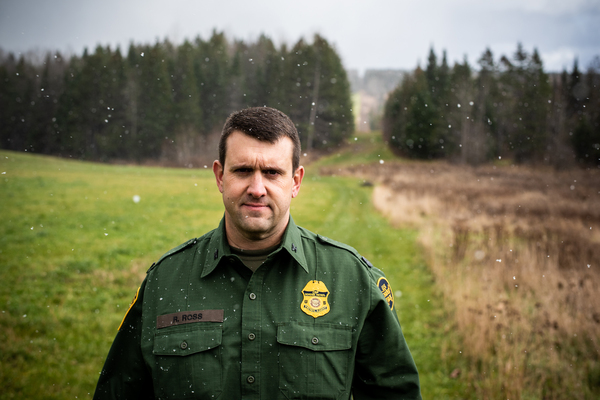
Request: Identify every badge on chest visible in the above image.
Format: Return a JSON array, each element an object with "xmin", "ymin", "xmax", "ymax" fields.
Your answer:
[{"xmin": 301, "ymin": 280, "xmax": 330, "ymax": 318}]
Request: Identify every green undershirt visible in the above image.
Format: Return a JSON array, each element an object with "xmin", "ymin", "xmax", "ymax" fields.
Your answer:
[{"xmin": 230, "ymin": 243, "xmax": 279, "ymax": 272}]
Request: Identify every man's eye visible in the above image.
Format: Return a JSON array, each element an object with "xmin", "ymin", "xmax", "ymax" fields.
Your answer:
[{"xmin": 265, "ymin": 170, "xmax": 279, "ymax": 176}]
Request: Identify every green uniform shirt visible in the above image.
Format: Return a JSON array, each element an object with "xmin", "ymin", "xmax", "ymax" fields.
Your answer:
[{"xmin": 94, "ymin": 217, "xmax": 421, "ymax": 399}]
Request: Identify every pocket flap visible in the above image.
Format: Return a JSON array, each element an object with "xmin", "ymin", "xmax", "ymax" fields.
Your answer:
[
  {"xmin": 277, "ymin": 322, "xmax": 352, "ymax": 351},
  {"xmin": 153, "ymin": 326, "xmax": 222, "ymax": 356}
]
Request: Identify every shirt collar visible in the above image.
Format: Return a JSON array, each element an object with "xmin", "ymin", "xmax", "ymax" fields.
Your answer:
[
  {"xmin": 280, "ymin": 216, "xmax": 309, "ymax": 273},
  {"xmin": 200, "ymin": 215, "xmax": 309, "ymax": 278}
]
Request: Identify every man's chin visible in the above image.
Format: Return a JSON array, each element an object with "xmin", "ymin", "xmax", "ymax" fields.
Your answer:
[{"xmin": 238, "ymin": 217, "xmax": 273, "ymax": 236}]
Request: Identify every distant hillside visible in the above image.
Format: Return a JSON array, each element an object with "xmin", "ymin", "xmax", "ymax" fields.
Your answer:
[{"xmin": 347, "ymin": 69, "xmax": 407, "ymax": 132}]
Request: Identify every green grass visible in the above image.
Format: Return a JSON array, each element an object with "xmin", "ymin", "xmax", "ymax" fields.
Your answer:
[
  {"xmin": 307, "ymin": 130, "xmax": 397, "ymax": 169},
  {"xmin": 0, "ymin": 148, "xmax": 469, "ymax": 399}
]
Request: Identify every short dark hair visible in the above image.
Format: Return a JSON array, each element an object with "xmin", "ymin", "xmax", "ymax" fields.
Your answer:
[{"xmin": 219, "ymin": 107, "xmax": 301, "ymax": 172}]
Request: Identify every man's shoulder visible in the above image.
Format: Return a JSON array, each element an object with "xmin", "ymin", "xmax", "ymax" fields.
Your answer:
[
  {"xmin": 296, "ymin": 225, "xmax": 376, "ymax": 271},
  {"xmin": 147, "ymin": 229, "xmax": 216, "ymax": 273}
]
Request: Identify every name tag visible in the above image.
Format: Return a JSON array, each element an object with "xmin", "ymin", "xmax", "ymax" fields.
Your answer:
[{"xmin": 156, "ymin": 310, "xmax": 224, "ymax": 329}]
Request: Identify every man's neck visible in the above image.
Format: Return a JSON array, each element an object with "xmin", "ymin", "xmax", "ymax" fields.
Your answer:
[{"xmin": 230, "ymin": 243, "xmax": 279, "ymax": 272}]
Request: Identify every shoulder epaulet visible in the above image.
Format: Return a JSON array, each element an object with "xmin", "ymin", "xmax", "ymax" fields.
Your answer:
[
  {"xmin": 146, "ymin": 238, "xmax": 198, "ymax": 273},
  {"xmin": 316, "ymin": 234, "xmax": 373, "ymax": 269}
]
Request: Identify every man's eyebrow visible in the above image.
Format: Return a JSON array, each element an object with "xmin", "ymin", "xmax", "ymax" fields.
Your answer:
[
  {"xmin": 227, "ymin": 161, "xmax": 255, "ymax": 170},
  {"xmin": 228, "ymin": 163, "xmax": 286, "ymax": 173},
  {"xmin": 228, "ymin": 163, "xmax": 250, "ymax": 170},
  {"xmin": 261, "ymin": 165, "xmax": 286, "ymax": 173}
]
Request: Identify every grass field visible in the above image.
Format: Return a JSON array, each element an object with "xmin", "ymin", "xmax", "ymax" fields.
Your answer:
[{"xmin": 0, "ymin": 147, "xmax": 468, "ymax": 399}]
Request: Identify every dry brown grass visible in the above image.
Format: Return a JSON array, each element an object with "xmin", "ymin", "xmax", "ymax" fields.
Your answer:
[{"xmin": 323, "ymin": 161, "xmax": 600, "ymax": 399}]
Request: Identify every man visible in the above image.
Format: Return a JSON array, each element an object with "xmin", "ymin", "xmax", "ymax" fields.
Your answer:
[{"xmin": 94, "ymin": 107, "xmax": 421, "ymax": 399}]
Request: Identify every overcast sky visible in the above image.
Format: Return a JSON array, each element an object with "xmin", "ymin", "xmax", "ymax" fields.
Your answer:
[{"xmin": 0, "ymin": 0, "xmax": 598, "ymax": 73}]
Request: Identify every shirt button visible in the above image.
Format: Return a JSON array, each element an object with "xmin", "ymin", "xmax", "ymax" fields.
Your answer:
[
  {"xmin": 180, "ymin": 341, "xmax": 188, "ymax": 350},
  {"xmin": 311, "ymin": 337, "xmax": 319, "ymax": 345},
  {"xmin": 248, "ymin": 333, "xmax": 256, "ymax": 341},
  {"xmin": 249, "ymin": 293, "xmax": 257, "ymax": 300},
  {"xmin": 247, "ymin": 375, "xmax": 255, "ymax": 384}
]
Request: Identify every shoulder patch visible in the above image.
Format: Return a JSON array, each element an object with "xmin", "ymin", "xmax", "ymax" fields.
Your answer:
[
  {"xmin": 118, "ymin": 286, "xmax": 140, "ymax": 331},
  {"xmin": 377, "ymin": 277, "xmax": 395, "ymax": 310}
]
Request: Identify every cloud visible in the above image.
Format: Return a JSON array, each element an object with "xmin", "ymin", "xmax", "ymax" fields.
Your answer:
[
  {"xmin": 448, "ymin": 0, "xmax": 600, "ymax": 15},
  {"xmin": 0, "ymin": 0, "xmax": 598, "ymax": 72}
]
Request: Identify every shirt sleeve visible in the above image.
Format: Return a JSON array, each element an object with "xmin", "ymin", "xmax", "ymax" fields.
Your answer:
[
  {"xmin": 351, "ymin": 272, "xmax": 422, "ymax": 400},
  {"xmin": 93, "ymin": 278, "xmax": 154, "ymax": 400}
]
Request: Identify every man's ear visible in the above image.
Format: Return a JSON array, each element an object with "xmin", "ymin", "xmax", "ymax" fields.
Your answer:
[
  {"xmin": 291, "ymin": 166, "xmax": 304, "ymax": 198},
  {"xmin": 213, "ymin": 160, "xmax": 224, "ymax": 193}
]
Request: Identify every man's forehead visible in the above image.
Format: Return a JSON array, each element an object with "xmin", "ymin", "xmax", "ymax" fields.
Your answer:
[
  {"xmin": 225, "ymin": 131, "xmax": 293, "ymax": 166},
  {"xmin": 227, "ymin": 129, "xmax": 289, "ymax": 144}
]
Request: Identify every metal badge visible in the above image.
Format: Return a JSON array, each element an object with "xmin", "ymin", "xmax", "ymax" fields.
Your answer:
[{"xmin": 301, "ymin": 280, "xmax": 330, "ymax": 318}]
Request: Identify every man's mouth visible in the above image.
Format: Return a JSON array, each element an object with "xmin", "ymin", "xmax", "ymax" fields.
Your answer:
[{"xmin": 242, "ymin": 203, "xmax": 269, "ymax": 211}]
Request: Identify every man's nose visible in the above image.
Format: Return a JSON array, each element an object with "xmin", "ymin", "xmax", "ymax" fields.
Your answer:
[{"xmin": 247, "ymin": 172, "xmax": 267, "ymax": 197}]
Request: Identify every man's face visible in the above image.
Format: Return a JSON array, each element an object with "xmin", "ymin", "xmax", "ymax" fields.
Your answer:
[{"xmin": 213, "ymin": 131, "xmax": 304, "ymax": 249}]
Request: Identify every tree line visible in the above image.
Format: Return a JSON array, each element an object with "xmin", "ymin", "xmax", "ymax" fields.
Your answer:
[
  {"xmin": 383, "ymin": 44, "xmax": 600, "ymax": 166},
  {"xmin": 0, "ymin": 32, "xmax": 354, "ymax": 165}
]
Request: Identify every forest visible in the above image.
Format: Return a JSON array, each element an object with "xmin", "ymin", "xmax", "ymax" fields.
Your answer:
[
  {"xmin": 383, "ymin": 44, "xmax": 600, "ymax": 167},
  {"xmin": 1, "ymin": 34, "xmax": 599, "ymax": 167},
  {"xmin": 0, "ymin": 31, "xmax": 353, "ymax": 166}
]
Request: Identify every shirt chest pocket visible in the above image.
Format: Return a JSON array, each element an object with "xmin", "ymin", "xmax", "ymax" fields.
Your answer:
[
  {"xmin": 152, "ymin": 325, "xmax": 223, "ymax": 399},
  {"xmin": 277, "ymin": 322, "xmax": 353, "ymax": 400}
]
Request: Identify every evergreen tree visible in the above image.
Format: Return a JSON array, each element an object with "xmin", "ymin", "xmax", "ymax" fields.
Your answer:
[
  {"xmin": 54, "ymin": 54, "xmax": 78, "ymax": 155},
  {"xmin": 170, "ymin": 40, "xmax": 203, "ymax": 133},
  {"xmin": 571, "ymin": 57, "xmax": 600, "ymax": 165},
  {"xmin": 309, "ymin": 34, "xmax": 354, "ymax": 150},
  {"xmin": 123, "ymin": 42, "xmax": 143, "ymax": 157},
  {"xmin": 525, "ymin": 48, "xmax": 551, "ymax": 161},
  {"xmin": 566, "ymin": 58, "xmax": 583, "ymax": 118},
  {"xmin": 256, "ymin": 35, "xmax": 286, "ymax": 107},
  {"xmin": 0, "ymin": 54, "xmax": 21, "ymax": 150},
  {"xmin": 475, "ymin": 48, "xmax": 501, "ymax": 160},
  {"xmin": 31, "ymin": 52, "xmax": 65, "ymax": 154},
  {"xmin": 228, "ymin": 40, "xmax": 246, "ymax": 113},
  {"xmin": 196, "ymin": 31, "xmax": 232, "ymax": 133},
  {"xmin": 237, "ymin": 35, "xmax": 284, "ymax": 108},
  {"xmin": 425, "ymin": 47, "xmax": 438, "ymax": 94},
  {"xmin": 134, "ymin": 43, "xmax": 172, "ymax": 159},
  {"xmin": 98, "ymin": 47, "xmax": 128, "ymax": 159},
  {"xmin": 282, "ymin": 35, "xmax": 353, "ymax": 151},
  {"xmin": 0, "ymin": 62, "xmax": 11, "ymax": 149},
  {"xmin": 283, "ymin": 38, "xmax": 314, "ymax": 146},
  {"xmin": 498, "ymin": 44, "xmax": 550, "ymax": 162},
  {"xmin": 438, "ymin": 51, "xmax": 451, "ymax": 100},
  {"xmin": 424, "ymin": 47, "xmax": 454, "ymax": 158},
  {"xmin": 54, "ymin": 46, "xmax": 115, "ymax": 158},
  {"xmin": 383, "ymin": 67, "xmax": 440, "ymax": 159},
  {"xmin": 10, "ymin": 56, "xmax": 37, "ymax": 152},
  {"xmin": 448, "ymin": 56, "xmax": 476, "ymax": 162},
  {"xmin": 587, "ymin": 58, "xmax": 600, "ymax": 165},
  {"xmin": 545, "ymin": 69, "xmax": 574, "ymax": 167}
]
